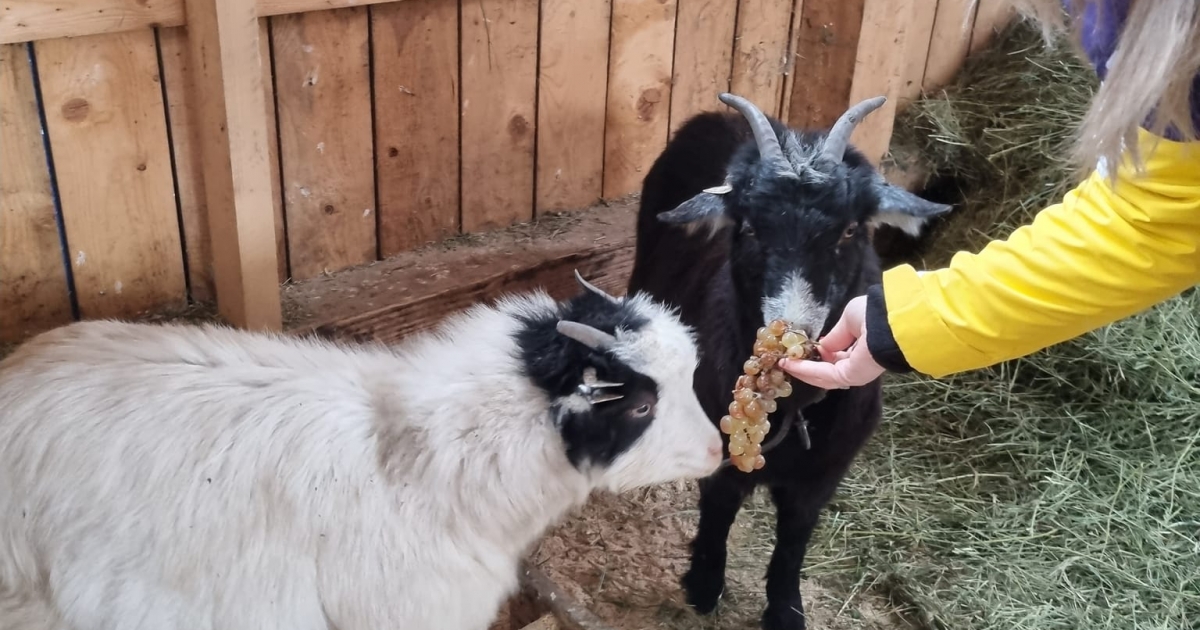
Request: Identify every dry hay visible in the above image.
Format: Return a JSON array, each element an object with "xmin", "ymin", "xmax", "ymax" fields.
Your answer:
[{"xmin": 530, "ymin": 482, "xmax": 912, "ymax": 630}]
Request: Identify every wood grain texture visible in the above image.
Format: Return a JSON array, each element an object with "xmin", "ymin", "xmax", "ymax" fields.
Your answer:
[
  {"xmin": 897, "ymin": 0, "xmax": 938, "ymax": 103},
  {"xmin": 922, "ymin": 0, "xmax": 978, "ymax": 91},
  {"xmin": 158, "ymin": 26, "xmax": 213, "ymax": 301},
  {"xmin": 969, "ymin": 0, "xmax": 1015, "ymax": 54},
  {"xmin": 272, "ymin": 7, "xmax": 376, "ymax": 280},
  {"xmin": 159, "ymin": 20, "xmax": 289, "ymax": 304},
  {"xmin": 846, "ymin": 0, "xmax": 914, "ymax": 165},
  {"xmin": 35, "ymin": 31, "xmax": 186, "ymax": 319},
  {"xmin": 259, "ymin": 17, "xmax": 289, "ymax": 283},
  {"xmin": 372, "ymin": 0, "xmax": 460, "ymax": 255},
  {"xmin": 778, "ymin": 0, "xmax": 805, "ymax": 124},
  {"xmin": 0, "ymin": 0, "xmax": 409, "ymax": 45},
  {"xmin": 669, "ymin": 0, "xmax": 735, "ymax": 133},
  {"xmin": 786, "ymin": 0, "xmax": 866, "ymax": 129},
  {"xmin": 730, "ymin": 0, "xmax": 794, "ymax": 118},
  {"xmin": 184, "ymin": 0, "xmax": 282, "ymax": 329},
  {"xmin": 459, "ymin": 0, "xmax": 539, "ymax": 233},
  {"xmin": 0, "ymin": 43, "xmax": 73, "ymax": 342},
  {"xmin": 536, "ymin": 0, "xmax": 610, "ymax": 214},
  {"xmin": 602, "ymin": 0, "xmax": 678, "ymax": 199}
]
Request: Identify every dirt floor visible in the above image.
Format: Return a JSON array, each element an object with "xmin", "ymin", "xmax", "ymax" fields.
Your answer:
[{"xmin": 530, "ymin": 482, "xmax": 912, "ymax": 630}]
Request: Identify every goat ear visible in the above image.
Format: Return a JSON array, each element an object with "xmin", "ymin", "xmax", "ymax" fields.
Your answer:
[
  {"xmin": 868, "ymin": 179, "xmax": 953, "ymax": 237},
  {"xmin": 656, "ymin": 191, "xmax": 733, "ymax": 231}
]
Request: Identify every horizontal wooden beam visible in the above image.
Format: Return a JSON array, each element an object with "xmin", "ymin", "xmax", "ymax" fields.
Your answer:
[
  {"xmin": 0, "ymin": 0, "xmax": 405, "ymax": 45},
  {"xmin": 299, "ymin": 241, "xmax": 634, "ymax": 345}
]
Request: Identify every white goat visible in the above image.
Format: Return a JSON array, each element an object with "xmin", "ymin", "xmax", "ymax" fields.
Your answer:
[{"xmin": 0, "ymin": 276, "xmax": 723, "ymax": 630}]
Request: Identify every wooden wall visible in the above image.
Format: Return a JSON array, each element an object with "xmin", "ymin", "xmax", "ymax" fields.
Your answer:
[{"xmin": 0, "ymin": 0, "xmax": 1015, "ymax": 342}]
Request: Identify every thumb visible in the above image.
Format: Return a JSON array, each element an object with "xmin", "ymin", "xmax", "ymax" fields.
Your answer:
[{"xmin": 813, "ymin": 311, "xmax": 858, "ymax": 356}]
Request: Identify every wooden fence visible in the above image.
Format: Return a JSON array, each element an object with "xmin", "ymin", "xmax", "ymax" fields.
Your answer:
[{"xmin": 0, "ymin": 0, "xmax": 1015, "ymax": 342}]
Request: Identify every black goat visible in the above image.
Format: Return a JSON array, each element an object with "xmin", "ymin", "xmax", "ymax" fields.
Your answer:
[{"xmin": 626, "ymin": 93, "xmax": 951, "ymax": 630}]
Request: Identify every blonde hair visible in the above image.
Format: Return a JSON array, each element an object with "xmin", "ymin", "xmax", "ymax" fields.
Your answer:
[{"xmin": 1005, "ymin": 0, "xmax": 1199, "ymax": 172}]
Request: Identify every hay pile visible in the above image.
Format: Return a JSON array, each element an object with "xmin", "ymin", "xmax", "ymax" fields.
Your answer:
[{"xmin": 803, "ymin": 19, "xmax": 1200, "ymax": 630}]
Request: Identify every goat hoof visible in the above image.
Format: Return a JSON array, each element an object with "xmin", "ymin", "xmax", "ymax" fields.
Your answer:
[
  {"xmin": 680, "ymin": 566, "xmax": 724, "ymax": 615},
  {"xmin": 761, "ymin": 601, "xmax": 806, "ymax": 630}
]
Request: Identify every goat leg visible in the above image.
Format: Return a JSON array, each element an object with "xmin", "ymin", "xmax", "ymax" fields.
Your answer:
[
  {"xmin": 680, "ymin": 472, "xmax": 754, "ymax": 614},
  {"xmin": 761, "ymin": 485, "xmax": 821, "ymax": 630}
]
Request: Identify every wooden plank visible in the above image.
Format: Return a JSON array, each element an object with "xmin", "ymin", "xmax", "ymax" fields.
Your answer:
[
  {"xmin": 0, "ymin": 43, "xmax": 73, "ymax": 342},
  {"xmin": 259, "ymin": 17, "xmax": 289, "ymax": 283},
  {"xmin": 730, "ymin": 0, "xmax": 793, "ymax": 118},
  {"xmin": 0, "ymin": 0, "xmax": 185, "ymax": 45},
  {"xmin": 968, "ymin": 0, "xmax": 1015, "ymax": 55},
  {"xmin": 272, "ymin": 7, "xmax": 376, "ymax": 280},
  {"xmin": 602, "ymin": 0, "xmax": 678, "ymax": 199},
  {"xmin": 306, "ymin": 242, "xmax": 634, "ymax": 344},
  {"xmin": 158, "ymin": 26, "xmax": 213, "ymax": 301},
  {"xmin": 669, "ymin": 0, "xmax": 736, "ymax": 132},
  {"xmin": 372, "ymin": 0, "xmax": 460, "ymax": 255},
  {"xmin": 184, "ymin": 0, "xmax": 282, "ymax": 329},
  {"xmin": 536, "ymin": 0, "xmax": 610, "ymax": 214},
  {"xmin": 158, "ymin": 20, "xmax": 288, "ymax": 302},
  {"xmin": 922, "ymin": 0, "xmax": 977, "ymax": 91},
  {"xmin": 0, "ymin": 0, "xmax": 407, "ymax": 45},
  {"xmin": 459, "ymin": 0, "xmax": 539, "ymax": 233},
  {"xmin": 35, "ymin": 31, "xmax": 186, "ymax": 319},
  {"xmin": 785, "ymin": 0, "xmax": 866, "ymax": 129},
  {"xmin": 897, "ymin": 0, "xmax": 938, "ymax": 104},
  {"xmin": 778, "ymin": 0, "xmax": 804, "ymax": 123},
  {"xmin": 846, "ymin": 0, "xmax": 914, "ymax": 165}
]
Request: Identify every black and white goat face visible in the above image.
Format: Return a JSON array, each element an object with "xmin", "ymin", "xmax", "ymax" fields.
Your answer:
[
  {"xmin": 657, "ymin": 93, "xmax": 951, "ymax": 338},
  {"xmin": 520, "ymin": 274, "xmax": 723, "ymax": 492}
]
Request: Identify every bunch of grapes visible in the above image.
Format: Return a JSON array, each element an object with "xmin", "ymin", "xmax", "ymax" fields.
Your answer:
[{"xmin": 719, "ymin": 319, "xmax": 815, "ymax": 473}]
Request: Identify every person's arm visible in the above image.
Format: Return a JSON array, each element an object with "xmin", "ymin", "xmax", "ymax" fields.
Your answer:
[{"xmin": 866, "ymin": 128, "xmax": 1200, "ymax": 378}]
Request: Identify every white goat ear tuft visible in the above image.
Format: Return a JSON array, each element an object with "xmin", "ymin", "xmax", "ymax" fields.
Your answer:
[{"xmin": 870, "ymin": 176, "xmax": 953, "ymax": 237}]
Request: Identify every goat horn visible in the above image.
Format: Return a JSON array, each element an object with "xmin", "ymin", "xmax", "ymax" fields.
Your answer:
[
  {"xmin": 589, "ymin": 391, "xmax": 626, "ymax": 404},
  {"xmin": 582, "ymin": 366, "xmax": 624, "ymax": 389},
  {"xmin": 574, "ymin": 269, "xmax": 619, "ymax": 304},
  {"xmin": 820, "ymin": 96, "xmax": 888, "ymax": 163},
  {"xmin": 556, "ymin": 321, "xmax": 617, "ymax": 350},
  {"xmin": 718, "ymin": 93, "xmax": 786, "ymax": 168}
]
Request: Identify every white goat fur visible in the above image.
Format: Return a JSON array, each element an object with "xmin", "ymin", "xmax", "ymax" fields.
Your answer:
[{"xmin": 0, "ymin": 291, "xmax": 719, "ymax": 630}]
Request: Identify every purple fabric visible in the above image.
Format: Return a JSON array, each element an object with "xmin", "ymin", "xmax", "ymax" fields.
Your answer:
[{"xmin": 1065, "ymin": 0, "xmax": 1199, "ymax": 141}]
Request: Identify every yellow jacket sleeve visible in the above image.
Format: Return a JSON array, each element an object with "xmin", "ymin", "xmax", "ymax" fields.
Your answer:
[{"xmin": 875, "ymin": 129, "xmax": 1200, "ymax": 378}]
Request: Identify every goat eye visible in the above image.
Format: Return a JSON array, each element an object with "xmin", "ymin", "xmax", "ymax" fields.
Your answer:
[
  {"xmin": 841, "ymin": 224, "xmax": 857, "ymax": 240},
  {"xmin": 630, "ymin": 403, "xmax": 652, "ymax": 418}
]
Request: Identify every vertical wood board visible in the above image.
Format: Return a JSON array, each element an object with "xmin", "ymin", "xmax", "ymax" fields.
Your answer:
[
  {"xmin": 260, "ymin": 17, "xmax": 289, "ymax": 283},
  {"xmin": 372, "ymin": 0, "xmax": 460, "ymax": 254},
  {"xmin": 923, "ymin": 0, "xmax": 978, "ymax": 91},
  {"xmin": 603, "ymin": 0, "xmax": 678, "ymax": 199},
  {"xmin": 969, "ymin": 0, "xmax": 1016, "ymax": 54},
  {"xmin": 786, "ymin": 0, "xmax": 867, "ymax": 129},
  {"xmin": 35, "ymin": 30, "xmax": 186, "ymax": 319},
  {"xmin": 898, "ymin": 0, "xmax": 938, "ymax": 103},
  {"xmin": 730, "ymin": 0, "xmax": 794, "ymax": 118},
  {"xmin": 460, "ymin": 0, "xmax": 539, "ymax": 233},
  {"xmin": 0, "ymin": 43, "xmax": 73, "ymax": 341},
  {"xmin": 669, "ymin": 0, "xmax": 736, "ymax": 133},
  {"xmin": 273, "ymin": 7, "xmax": 376, "ymax": 280},
  {"xmin": 536, "ymin": 0, "xmax": 610, "ymax": 214},
  {"xmin": 847, "ymin": 0, "xmax": 915, "ymax": 165}
]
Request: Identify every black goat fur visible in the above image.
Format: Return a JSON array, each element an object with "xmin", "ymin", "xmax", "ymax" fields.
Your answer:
[{"xmin": 626, "ymin": 105, "xmax": 942, "ymax": 630}]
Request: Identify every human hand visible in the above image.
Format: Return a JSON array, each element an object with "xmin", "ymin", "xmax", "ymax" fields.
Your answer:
[{"xmin": 777, "ymin": 295, "xmax": 885, "ymax": 389}]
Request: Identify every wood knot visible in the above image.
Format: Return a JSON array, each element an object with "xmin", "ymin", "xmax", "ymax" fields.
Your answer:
[
  {"xmin": 136, "ymin": 163, "xmax": 147, "ymax": 171},
  {"xmin": 323, "ymin": 204, "xmax": 337, "ymax": 215},
  {"xmin": 61, "ymin": 98, "xmax": 90, "ymax": 122},
  {"xmin": 388, "ymin": 147, "xmax": 400, "ymax": 158},
  {"xmin": 507, "ymin": 114, "xmax": 530, "ymax": 137},
  {"xmin": 636, "ymin": 88, "xmax": 663, "ymax": 120}
]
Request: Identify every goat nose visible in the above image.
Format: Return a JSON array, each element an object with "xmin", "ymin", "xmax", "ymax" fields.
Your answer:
[{"xmin": 706, "ymin": 441, "xmax": 723, "ymax": 460}]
